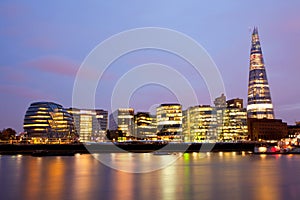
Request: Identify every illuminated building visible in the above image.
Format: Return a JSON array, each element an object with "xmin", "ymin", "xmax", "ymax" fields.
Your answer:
[
  {"xmin": 156, "ymin": 104, "xmax": 183, "ymax": 141},
  {"xmin": 248, "ymin": 118, "xmax": 287, "ymax": 141},
  {"xmin": 221, "ymin": 99, "xmax": 248, "ymax": 141},
  {"xmin": 182, "ymin": 105, "xmax": 217, "ymax": 142},
  {"xmin": 68, "ymin": 108, "xmax": 107, "ymax": 142},
  {"xmin": 247, "ymin": 27, "xmax": 274, "ymax": 119},
  {"xmin": 287, "ymin": 122, "xmax": 300, "ymax": 139},
  {"xmin": 214, "ymin": 95, "xmax": 248, "ymax": 141},
  {"xmin": 23, "ymin": 102, "xmax": 77, "ymax": 141},
  {"xmin": 134, "ymin": 112, "xmax": 157, "ymax": 139},
  {"xmin": 109, "ymin": 108, "xmax": 134, "ymax": 137},
  {"xmin": 95, "ymin": 109, "xmax": 108, "ymax": 131}
]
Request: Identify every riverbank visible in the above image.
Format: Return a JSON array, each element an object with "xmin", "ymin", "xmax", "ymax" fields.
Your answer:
[{"xmin": 0, "ymin": 142, "xmax": 261, "ymax": 155}]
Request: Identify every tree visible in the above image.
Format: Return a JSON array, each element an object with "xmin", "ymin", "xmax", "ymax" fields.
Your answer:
[{"xmin": 0, "ymin": 128, "xmax": 17, "ymax": 140}]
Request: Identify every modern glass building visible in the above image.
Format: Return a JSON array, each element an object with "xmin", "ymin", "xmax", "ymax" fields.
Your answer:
[
  {"xmin": 220, "ymin": 99, "xmax": 248, "ymax": 141},
  {"xmin": 23, "ymin": 102, "xmax": 77, "ymax": 140},
  {"xmin": 67, "ymin": 108, "xmax": 107, "ymax": 142},
  {"xmin": 109, "ymin": 108, "xmax": 135, "ymax": 137},
  {"xmin": 134, "ymin": 112, "xmax": 157, "ymax": 139},
  {"xmin": 182, "ymin": 105, "xmax": 217, "ymax": 142},
  {"xmin": 214, "ymin": 95, "xmax": 248, "ymax": 141},
  {"xmin": 247, "ymin": 27, "xmax": 274, "ymax": 119},
  {"xmin": 156, "ymin": 103, "xmax": 183, "ymax": 141}
]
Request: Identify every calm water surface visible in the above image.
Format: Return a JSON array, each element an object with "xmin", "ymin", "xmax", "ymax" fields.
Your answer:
[{"xmin": 1, "ymin": 152, "xmax": 300, "ymax": 200}]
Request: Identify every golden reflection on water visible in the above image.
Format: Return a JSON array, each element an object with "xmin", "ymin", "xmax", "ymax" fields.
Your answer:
[{"xmin": 1, "ymin": 152, "xmax": 300, "ymax": 200}]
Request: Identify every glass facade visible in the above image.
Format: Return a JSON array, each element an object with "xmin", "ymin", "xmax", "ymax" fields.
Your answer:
[
  {"xmin": 134, "ymin": 112, "xmax": 157, "ymax": 139},
  {"xmin": 109, "ymin": 108, "xmax": 134, "ymax": 137},
  {"xmin": 23, "ymin": 102, "xmax": 77, "ymax": 139},
  {"xmin": 182, "ymin": 105, "xmax": 217, "ymax": 142},
  {"xmin": 67, "ymin": 108, "xmax": 107, "ymax": 142},
  {"xmin": 214, "ymin": 96, "xmax": 248, "ymax": 141},
  {"xmin": 156, "ymin": 104, "xmax": 183, "ymax": 141},
  {"xmin": 247, "ymin": 27, "xmax": 274, "ymax": 119}
]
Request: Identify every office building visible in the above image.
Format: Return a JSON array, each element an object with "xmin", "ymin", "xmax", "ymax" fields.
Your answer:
[
  {"xmin": 156, "ymin": 103, "xmax": 183, "ymax": 141},
  {"xmin": 248, "ymin": 118, "xmax": 287, "ymax": 141},
  {"xmin": 109, "ymin": 108, "xmax": 134, "ymax": 137},
  {"xmin": 134, "ymin": 112, "xmax": 157, "ymax": 139},
  {"xmin": 68, "ymin": 108, "xmax": 107, "ymax": 142},
  {"xmin": 182, "ymin": 105, "xmax": 217, "ymax": 142},
  {"xmin": 214, "ymin": 95, "xmax": 248, "ymax": 141},
  {"xmin": 221, "ymin": 99, "xmax": 248, "ymax": 141},
  {"xmin": 247, "ymin": 27, "xmax": 274, "ymax": 119},
  {"xmin": 23, "ymin": 102, "xmax": 77, "ymax": 141}
]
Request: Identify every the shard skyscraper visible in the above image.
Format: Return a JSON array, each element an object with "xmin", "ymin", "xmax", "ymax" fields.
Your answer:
[{"xmin": 247, "ymin": 27, "xmax": 274, "ymax": 119}]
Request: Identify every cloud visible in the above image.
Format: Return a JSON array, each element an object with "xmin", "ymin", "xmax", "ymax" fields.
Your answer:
[
  {"xmin": 24, "ymin": 56, "xmax": 79, "ymax": 77},
  {"xmin": 23, "ymin": 56, "xmax": 113, "ymax": 81},
  {"xmin": 0, "ymin": 85, "xmax": 55, "ymax": 100},
  {"xmin": 0, "ymin": 66, "xmax": 27, "ymax": 82}
]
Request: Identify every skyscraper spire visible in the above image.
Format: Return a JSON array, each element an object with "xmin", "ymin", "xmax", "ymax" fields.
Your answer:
[{"xmin": 247, "ymin": 27, "xmax": 274, "ymax": 119}]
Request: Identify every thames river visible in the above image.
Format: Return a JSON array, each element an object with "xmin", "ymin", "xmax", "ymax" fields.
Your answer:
[{"xmin": 1, "ymin": 152, "xmax": 300, "ymax": 200}]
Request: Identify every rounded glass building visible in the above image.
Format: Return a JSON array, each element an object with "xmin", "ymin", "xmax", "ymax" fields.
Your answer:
[{"xmin": 24, "ymin": 102, "xmax": 77, "ymax": 140}]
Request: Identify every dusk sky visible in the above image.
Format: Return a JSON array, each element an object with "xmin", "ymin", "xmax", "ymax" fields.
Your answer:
[{"xmin": 1, "ymin": 1, "xmax": 300, "ymax": 132}]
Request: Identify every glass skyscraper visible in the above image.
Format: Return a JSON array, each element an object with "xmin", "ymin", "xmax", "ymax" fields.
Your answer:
[{"xmin": 247, "ymin": 27, "xmax": 274, "ymax": 119}]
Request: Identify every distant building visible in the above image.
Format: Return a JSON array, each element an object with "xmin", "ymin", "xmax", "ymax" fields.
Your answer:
[
  {"xmin": 182, "ymin": 105, "xmax": 217, "ymax": 142},
  {"xmin": 68, "ymin": 108, "xmax": 107, "ymax": 142},
  {"xmin": 156, "ymin": 103, "xmax": 183, "ymax": 141},
  {"xmin": 109, "ymin": 108, "xmax": 134, "ymax": 137},
  {"xmin": 134, "ymin": 112, "xmax": 157, "ymax": 139},
  {"xmin": 24, "ymin": 102, "xmax": 77, "ymax": 140},
  {"xmin": 248, "ymin": 118, "xmax": 287, "ymax": 141},
  {"xmin": 247, "ymin": 27, "xmax": 274, "ymax": 119},
  {"xmin": 214, "ymin": 93, "xmax": 227, "ymax": 108},
  {"xmin": 287, "ymin": 122, "xmax": 300, "ymax": 139}
]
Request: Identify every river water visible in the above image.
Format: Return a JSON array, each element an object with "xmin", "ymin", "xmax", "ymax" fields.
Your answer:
[{"xmin": 0, "ymin": 152, "xmax": 300, "ymax": 200}]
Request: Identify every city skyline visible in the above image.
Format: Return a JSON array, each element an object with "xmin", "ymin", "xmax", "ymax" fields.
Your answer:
[{"xmin": 1, "ymin": 1, "xmax": 300, "ymax": 132}]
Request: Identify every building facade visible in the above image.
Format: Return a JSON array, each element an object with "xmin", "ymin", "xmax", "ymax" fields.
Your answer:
[
  {"xmin": 134, "ymin": 112, "xmax": 157, "ymax": 139},
  {"xmin": 182, "ymin": 105, "xmax": 217, "ymax": 142},
  {"xmin": 95, "ymin": 109, "xmax": 108, "ymax": 131},
  {"xmin": 221, "ymin": 99, "xmax": 248, "ymax": 141},
  {"xmin": 23, "ymin": 102, "xmax": 77, "ymax": 141},
  {"xmin": 248, "ymin": 118, "xmax": 287, "ymax": 141},
  {"xmin": 247, "ymin": 27, "xmax": 274, "ymax": 119},
  {"xmin": 109, "ymin": 108, "xmax": 134, "ymax": 137},
  {"xmin": 156, "ymin": 104, "xmax": 183, "ymax": 141},
  {"xmin": 68, "ymin": 108, "xmax": 107, "ymax": 142},
  {"xmin": 214, "ymin": 95, "xmax": 248, "ymax": 141}
]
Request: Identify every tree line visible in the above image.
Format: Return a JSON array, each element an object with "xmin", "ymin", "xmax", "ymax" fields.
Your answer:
[{"xmin": 0, "ymin": 128, "xmax": 17, "ymax": 140}]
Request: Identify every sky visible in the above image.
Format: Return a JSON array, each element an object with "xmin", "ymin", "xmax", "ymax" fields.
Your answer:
[{"xmin": 1, "ymin": 1, "xmax": 300, "ymax": 132}]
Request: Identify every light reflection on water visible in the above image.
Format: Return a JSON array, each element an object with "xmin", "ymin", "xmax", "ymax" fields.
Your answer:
[{"xmin": 0, "ymin": 152, "xmax": 300, "ymax": 200}]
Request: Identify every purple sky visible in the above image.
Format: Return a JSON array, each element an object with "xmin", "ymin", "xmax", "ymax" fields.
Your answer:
[{"xmin": 1, "ymin": 1, "xmax": 300, "ymax": 132}]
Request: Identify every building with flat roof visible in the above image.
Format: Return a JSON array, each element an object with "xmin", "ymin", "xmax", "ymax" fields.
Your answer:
[
  {"xmin": 68, "ymin": 108, "xmax": 107, "ymax": 142},
  {"xmin": 248, "ymin": 118, "xmax": 287, "ymax": 141},
  {"xmin": 156, "ymin": 103, "xmax": 183, "ymax": 141},
  {"xmin": 182, "ymin": 105, "xmax": 217, "ymax": 142},
  {"xmin": 134, "ymin": 112, "xmax": 157, "ymax": 139},
  {"xmin": 109, "ymin": 108, "xmax": 134, "ymax": 137}
]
